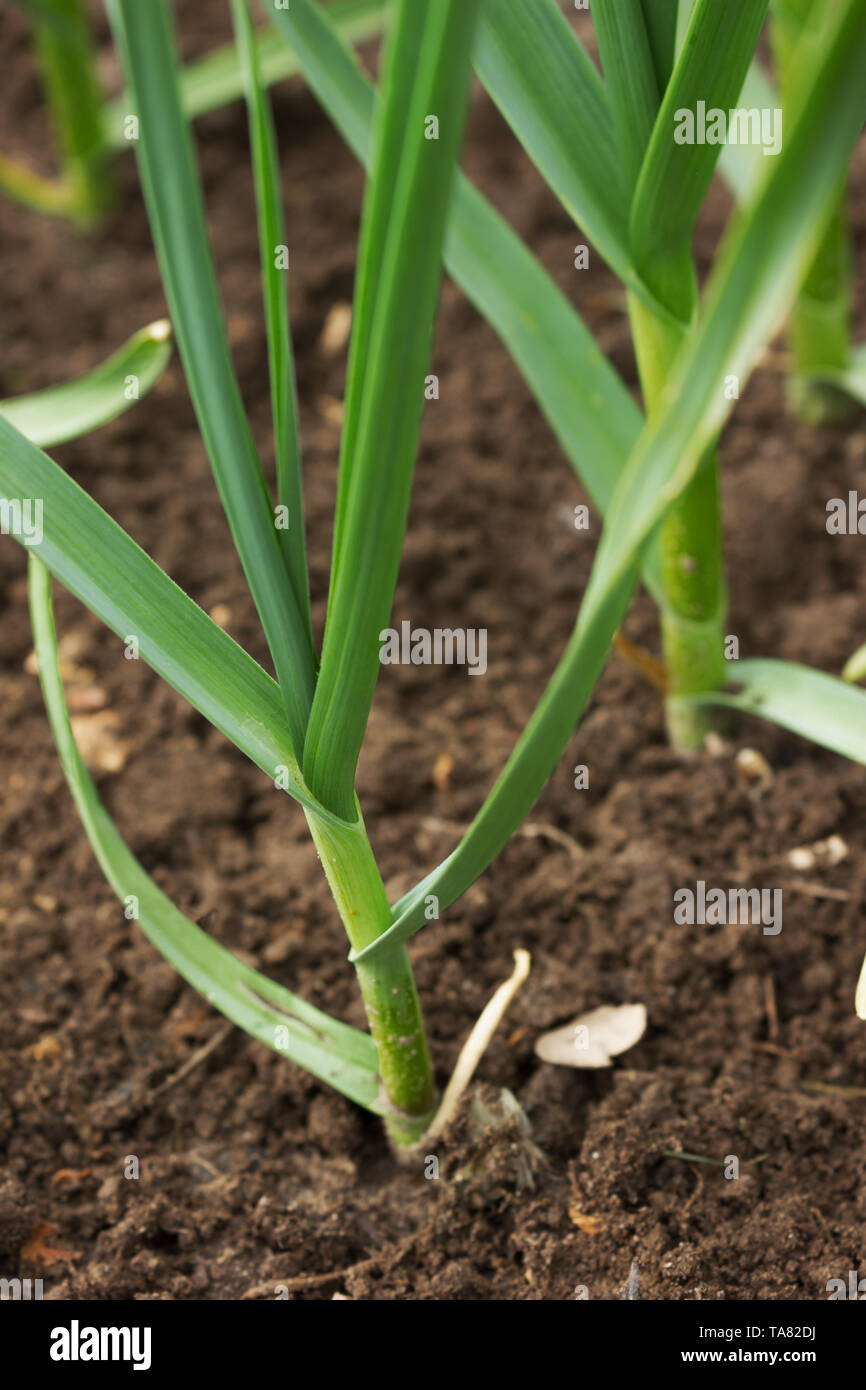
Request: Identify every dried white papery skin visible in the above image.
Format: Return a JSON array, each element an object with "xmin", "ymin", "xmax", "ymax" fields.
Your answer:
[{"xmin": 535, "ymin": 1003, "xmax": 647, "ymax": 1068}]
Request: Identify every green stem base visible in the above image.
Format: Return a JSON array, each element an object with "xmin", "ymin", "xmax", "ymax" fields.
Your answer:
[
  {"xmin": 660, "ymin": 606, "xmax": 728, "ymax": 750},
  {"xmin": 628, "ymin": 292, "xmax": 728, "ymax": 752},
  {"xmin": 306, "ymin": 810, "xmax": 436, "ymax": 1147}
]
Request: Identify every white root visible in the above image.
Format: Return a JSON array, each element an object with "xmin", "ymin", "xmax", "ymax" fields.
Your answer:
[{"xmin": 423, "ymin": 948, "xmax": 531, "ymax": 1143}]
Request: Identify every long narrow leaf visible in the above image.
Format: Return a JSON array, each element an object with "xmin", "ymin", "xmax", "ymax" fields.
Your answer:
[
  {"xmin": 27, "ymin": 555, "xmax": 381, "ymax": 1112},
  {"xmin": 719, "ymin": 58, "xmax": 779, "ymax": 205},
  {"xmin": 592, "ymin": 0, "xmax": 659, "ymax": 193},
  {"xmin": 629, "ymin": 0, "xmax": 769, "ymax": 316},
  {"xmin": 230, "ymin": 0, "xmax": 312, "ymax": 651},
  {"xmin": 675, "ymin": 0, "xmax": 779, "ymax": 204},
  {"xmin": 326, "ymin": 0, "xmax": 435, "ymax": 605},
  {"xmin": 641, "ymin": 0, "xmax": 679, "ymax": 93},
  {"xmin": 106, "ymin": 0, "xmax": 316, "ymax": 756},
  {"xmin": 104, "ymin": 0, "xmax": 387, "ymax": 142},
  {"xmin": 302, "ymin": 0, "xmax": 481, "ymax": 819},
  {"xmin": 0, "ymin": 418, "xmax": 342, "ymax": 827},
  {"xmin": 474, "ymin": 0, "xmax": 632, "ymax": 289},
  {"xmin": 355, "ymin": 0, "xmax": 866, "ymax": 965},
  {"xmin": 0, "ymin": 319, "xmax": 171, "ymax": 446}
]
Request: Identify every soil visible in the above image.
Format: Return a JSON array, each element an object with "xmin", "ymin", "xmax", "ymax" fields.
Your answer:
[{"xmin": 2, "ymin": 2, "xmax": 866, "ymax": 1302}]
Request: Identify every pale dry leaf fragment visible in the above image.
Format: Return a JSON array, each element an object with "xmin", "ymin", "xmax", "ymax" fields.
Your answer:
[
  {"xmin": 735, "ymin": 747, "xmax": 773, "ymax": 794},
  {"xmin": 317, "ymin": 395, "xmax": 345, "ymax": 426},
  {"xmin": 535, "ymin": 1003, "xmax": 647, "ymax": 1069},
  {"xmin": 20, "ymin": 1221, "xmax": 79, "ymax": 1268},
  {"xmin": 787, "ymin": 834, "xmax": 848, "ymax": 872},
  {"xmin": 704, "ymin": 731, "xmax": 731, "ymax": 759},
  {"xmin": 65, "ymin": 684, "xmax": 108, "ymax": 714},
  {"xmin": 25, "ymin": 1034, "xmax": 62, "ymax": 1061},
  {"xmin": 432, "ymin": 751, "xmax": 453, "ymax": 790},
  {"xmin": 568, "ymin": 1205, "xmax": 604, "ymax": 1235},
  {"xmin": 208, "ymin": 603, "xmax": 232, "ymax": 629},
  {"xmin": 70, "ymin": 710, "xmax": 132, "ymax": 773},
  {"xmin": 318, "ymin": 302, "xmax": 352, "ymax": 356}
]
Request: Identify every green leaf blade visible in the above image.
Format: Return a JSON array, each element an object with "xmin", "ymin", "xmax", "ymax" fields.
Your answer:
[
  {"xmin": 592, "ymin": 0, "xmax": 659, "ymax": 193},
  {"xmin": 104, "ymin": 0, "xmax": 387, "ymax": 143},
  {"xmin": 640, "ymin": 0, "xmax": 679, "ymax": 93},
  {"xmin": 630, "ymin": 0, "xmax": 770, "ymax": 318},
  {"xmin": 267, "ymin": 0, "xmax": 645, "ymax": 554},
  {"xmin": 230, "ymin": 0, "xmax": 312, "ymax": 652},
  {"xmin": 27, "ymin": 555, "xmax": 381, "ymax": 1111},
  {"xmin": 302, "ymin": 0, "xmax": 482, "ymax": 819},
  {"xmin": 0, "ymin": 319, "xmax": 172, "ymax": 447},
  {"xmin": 686, "ymin": 657, "xmax": 866, "ymax": 765},
  {"xmin": 0, "ymin": 417, "xmax": 342, "ymax": 827},
  {"xmin": 474, "ymin": 0, "xmax": 631, "ymax": 285},
  {"xmin": 356, "ymin": 0, "xmax": 866, "ymax": 965},
  {"xmin": 106, "ymin": 0, "xmax": 315, "ymax": 755}
]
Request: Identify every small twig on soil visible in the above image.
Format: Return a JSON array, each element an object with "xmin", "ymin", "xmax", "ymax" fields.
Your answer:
[
  {"xmin": 626, "ymin": 1260, "xmax": 640, "ymax": 1300},
  {"xmin": 802, "ymin": 1080, "xmax": 866, "ymax": 1099},
  {"xmin": 613, "ymin": 631, "xmax": 668, "ymax": 693},
  {"xmin": 764, "ymin": 973, "xmax": 779, "ymax": 1042},
  {"xmin": 779, "ymin": 879, "xmax": 850, "ymax": 902},
  {"xmin": 663, "ymin": 1150, "xmax": 768, "ymax": 1167},
  {"xmin": 683, "ymin": 1167, "xmax": 704, "ymax": 1215},
  {"xmin": 148, "ymin": 1021, "xmax": 233, "ymax": 1101},
  {"xmin": 422, "ymin": 815, "xmax": 583, "ymax": 860},
  {"xmin": 240, "ymin": 1217, "xmax": 455, "ymax": 1299},
  {"xmin": 185, "ymin": 1151, "xmax": 222, "ymax": 1180}
]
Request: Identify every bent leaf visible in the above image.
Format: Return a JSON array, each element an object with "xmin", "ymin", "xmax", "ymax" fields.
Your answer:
[
  {"xmin": 27, "ymin": 555, "xmax": 382, "ymax": 1112},
  {"xmin": 810, "ymin": 342, "xmax": 866, "ymax": 409},
  {"xmin": 686, "ymin": 658, "xmax": 866, "ymax": 765},
  {"xmin": 0, "ymin": 417, "xmax": 344, "ymax": 827},
  {"xmin": 0, "ymin": 319, "xmax": 172, "ymax": 447}
]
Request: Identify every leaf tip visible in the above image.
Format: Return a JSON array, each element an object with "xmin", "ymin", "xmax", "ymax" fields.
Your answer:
[{"xmin": 147, "ymin": 318, "xmax": 172, "ymax": 343}]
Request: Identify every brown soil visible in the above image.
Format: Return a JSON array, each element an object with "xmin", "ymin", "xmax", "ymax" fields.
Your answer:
[{"xmin": 3, "ymin": 3, "xmax": 866, "ymax": 1302}]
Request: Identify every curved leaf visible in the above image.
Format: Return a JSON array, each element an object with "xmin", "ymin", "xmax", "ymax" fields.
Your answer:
[
  {"xmin": 0, "ymin": 416, "xmax": 344, "ymax": 827},
  {"xmin": 27, "ymin": 555, "xmax": 382, "ymax": 1112},
  {"xmin": 0, "ymin": 319, "xmax": 172, "ymax": 447},
  {"xmin": 685, "ymin": 657, "xmax": 866, "ymax": 764},
  {"xmin": 811, "ymin": 342, "xmax": 866, "ymax": 409}
]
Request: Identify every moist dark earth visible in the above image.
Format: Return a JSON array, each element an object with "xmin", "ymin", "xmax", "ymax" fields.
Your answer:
[{"xmin": 2, "ymin": 2, "xmax": 866, "ymax": 1301}]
